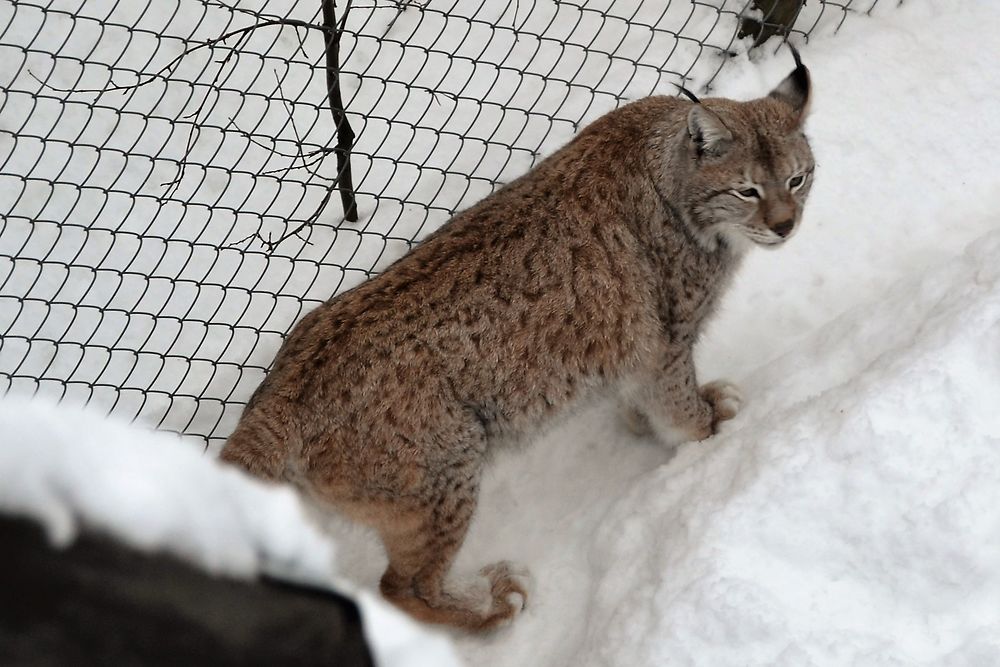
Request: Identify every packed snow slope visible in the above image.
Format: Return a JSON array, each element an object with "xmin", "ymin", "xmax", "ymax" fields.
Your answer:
[{"xmin": 335, "ymin": 2, "xmax": 1000, "ymax": 665}]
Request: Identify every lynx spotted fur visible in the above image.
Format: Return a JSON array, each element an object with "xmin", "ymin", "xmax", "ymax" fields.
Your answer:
[{"xmin": 222, "ymin": 53, "xmax": 814, "ymax": 631}]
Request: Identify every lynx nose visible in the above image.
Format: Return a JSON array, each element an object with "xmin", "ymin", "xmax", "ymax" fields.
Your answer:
[{"xmin": 772, "ymin": 220, "xmax": 795, "ymax": 238}]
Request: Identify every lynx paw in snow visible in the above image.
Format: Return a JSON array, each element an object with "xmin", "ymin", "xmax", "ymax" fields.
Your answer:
[
  {"xmin": 479, "ymin": 560, "xmax": 531, "ymax": 627},
  {"xmin": 700, "ymin": 380, "xmax": 743, "ymax": 426}
]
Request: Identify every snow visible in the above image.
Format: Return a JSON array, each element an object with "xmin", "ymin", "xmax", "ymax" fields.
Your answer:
[
  {"xmin": 567, "ymin": 231, "xmax": 1000, "ymax": 665},
  {"xmin": 4, "ymin": 0, "xmax": 1000, "ymax": 665},
  {"xmin": 0, "ymin": 397, "xmax": 461, "ymax": 667}
]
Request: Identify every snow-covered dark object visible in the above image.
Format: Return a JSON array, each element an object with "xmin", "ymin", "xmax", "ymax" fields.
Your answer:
[
  {"xmin": 0, "ymin": 399, "xmax": 461, "ymax": 667},
  {"xmin": 0, "ymin": 516, "xmax": 373, "ymax": 666}
]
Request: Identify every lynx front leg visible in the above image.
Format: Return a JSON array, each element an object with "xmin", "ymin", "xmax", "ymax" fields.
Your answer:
[{"xmin": 623, "ymin": 348, "xmax": 742, "ymax": 445}]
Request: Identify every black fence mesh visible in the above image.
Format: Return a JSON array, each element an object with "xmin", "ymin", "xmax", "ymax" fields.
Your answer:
[{"xmin": 1, "ymin": 0, "xmax": 883, "ymax": 452}]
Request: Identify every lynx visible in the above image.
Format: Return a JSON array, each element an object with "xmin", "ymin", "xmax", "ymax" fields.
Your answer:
[{"xmin": 222, "ymin": 51, "xmax": 813, "ymax": 631}]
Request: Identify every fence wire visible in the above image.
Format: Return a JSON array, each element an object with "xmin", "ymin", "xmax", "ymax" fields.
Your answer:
[{"xmin": 1, "ymin": 0, "xmax": 883, "ymax": 451}]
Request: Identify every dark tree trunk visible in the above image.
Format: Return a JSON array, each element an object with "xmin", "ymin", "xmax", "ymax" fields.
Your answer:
[{"xmin": 739, "ymin": 0, "xmax": 806, "ymax": 47}]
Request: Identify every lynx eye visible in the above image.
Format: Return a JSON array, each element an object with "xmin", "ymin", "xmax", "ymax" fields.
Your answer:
[
  {"xmin": 788, "ymin": 174, "xmax": 805, "ymax": 189},
  {"xmin": 735, "ymin": 187, "xmax": 761, "ymax": 199}
]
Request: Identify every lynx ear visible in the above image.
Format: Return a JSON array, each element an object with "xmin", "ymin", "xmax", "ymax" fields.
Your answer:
[
  {"xmin": 768, "ymin": 44, "xmax": 811, "ymax": 122},
  {"xmin": 687, "ymin": 105, "xmax": 732, "ymax": 157}
]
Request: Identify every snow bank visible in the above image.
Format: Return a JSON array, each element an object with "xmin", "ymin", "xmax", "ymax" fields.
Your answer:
[
  {"xmin": 0, "ymin": 399, "xmax": 460, "ymax": 667},
  {"xmin": 574, "ymin": 230, "xmax": 1000, "ymax": 665},
  {"xmin": 429, "ymin": 229, "xmax": 1000, "ymax": 667}
]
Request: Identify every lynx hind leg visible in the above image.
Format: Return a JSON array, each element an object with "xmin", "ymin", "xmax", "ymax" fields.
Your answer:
[
  {"xmin": 377, "ymin": 484, "xmax": 529, "ymax": 632},
  {"xmin": 700, "ymin": 380, "xmax": 743, "ymax": 424}
]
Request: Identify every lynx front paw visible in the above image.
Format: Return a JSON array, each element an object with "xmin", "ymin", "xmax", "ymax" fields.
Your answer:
[{"xmin": 700, "ymin": 380, "xmax": 742, "ymax": 427}]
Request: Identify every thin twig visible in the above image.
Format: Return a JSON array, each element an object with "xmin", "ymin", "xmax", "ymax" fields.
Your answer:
[
  {"xmin": 260, "ymin": 148, "xmax": 334, "ymax": 177},
  {"xmin": 233, "ymin": 69, "xmax": 349, "ymax": 251},
  {"xmin": 29, "ymin": 19, "xmax": 334, "ymax": 95},
  {"xmin": 162, "ymin": 28, "xmax": 256, "ymax": 195},
  {"xmin": 381, "ymin": 0, "xmax": 428, "ymax": 35},
  {"xmin": 266, "ymin": 67, "xmax": 344, "ymax": 249},
  {"xmin": 228, "ymin": 118, "xmax": 304, "ymax": 159},
  {"xmin": 273, "ymin": 70, "xmax": 322, "ymax": 186}
]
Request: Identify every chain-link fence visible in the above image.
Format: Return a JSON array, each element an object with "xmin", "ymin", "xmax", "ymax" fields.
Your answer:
[{"xmin": 0, "ymin": 0, "xmax": 882, "ymax": 451}]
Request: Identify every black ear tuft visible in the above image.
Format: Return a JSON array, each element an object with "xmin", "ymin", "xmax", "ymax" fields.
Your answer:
[
  {"xmin": 674, "ymin": 83, "xmax": 701, "ymax": 105},
  {"xmin": 788, "ymin": 42, "xmax": 803, "ymax": 69},
  {"xmin": 769, "ymin": 43, "xmax": 811, "ymax": 122}
]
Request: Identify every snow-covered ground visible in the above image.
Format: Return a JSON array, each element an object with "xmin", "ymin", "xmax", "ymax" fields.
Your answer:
[{"xmin": 4, "ymin": 0, "xmax": 1000, "ymax": 665}]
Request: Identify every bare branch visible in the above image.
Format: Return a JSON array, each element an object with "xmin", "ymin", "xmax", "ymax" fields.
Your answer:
[
  {"xmin": 30, "ymin": 19, "xmax": 334, "ymax": 96},
  {"xmin": 230, "ymin": 69, "xmax": 350, "ymax": 251},
  {"xmin": 30, "ymin": 2, "xmax": 363, "ymax": 248},
  {"xmin": 322, "ymin": 0, "xmax": 360, "ymax": 223}
]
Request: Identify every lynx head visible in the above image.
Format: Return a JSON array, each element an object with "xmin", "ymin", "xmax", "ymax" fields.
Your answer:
[{"xmin": 669, "ymin": 51, "xmax": 814, "ymax": 252}]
